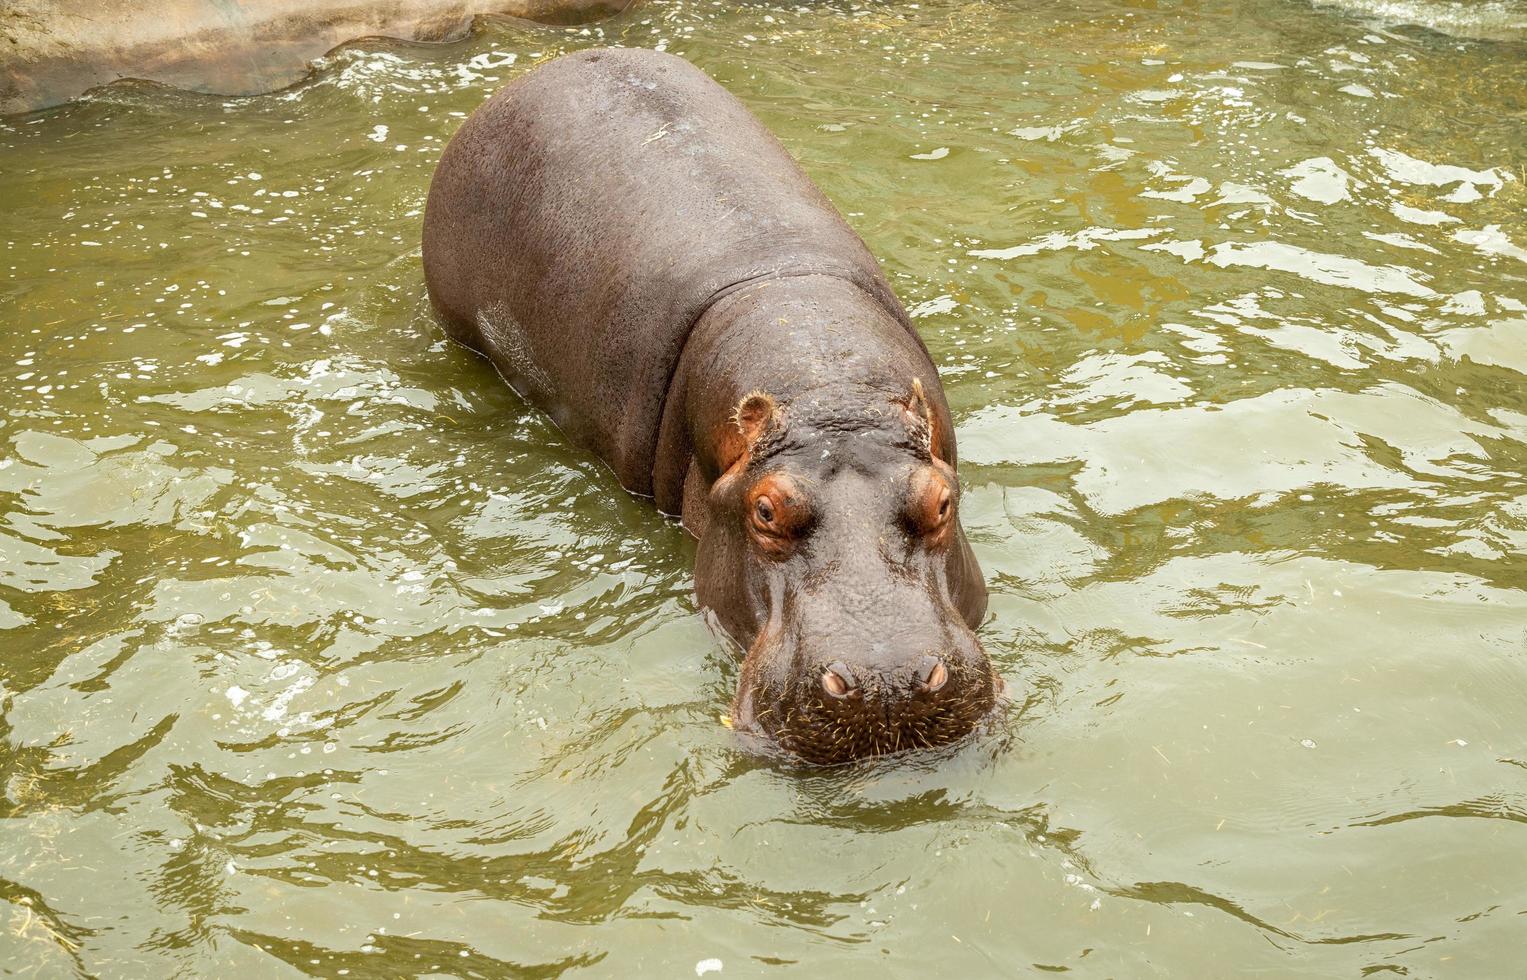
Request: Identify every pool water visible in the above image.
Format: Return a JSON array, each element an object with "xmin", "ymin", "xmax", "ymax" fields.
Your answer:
[{"xmin": 2, "ymin": 0, "xmax": 1524, "ymax": 975}]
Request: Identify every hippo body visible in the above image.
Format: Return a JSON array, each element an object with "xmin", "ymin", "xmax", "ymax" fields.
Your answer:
[{"xmin": 424, "ymin": 48, "xmax": 998, "ymax": 763}]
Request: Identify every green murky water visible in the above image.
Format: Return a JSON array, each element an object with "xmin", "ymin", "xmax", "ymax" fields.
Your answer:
[{"xmin": 3, "ymin": 0, "xmax": 1525, "ymax": 975}]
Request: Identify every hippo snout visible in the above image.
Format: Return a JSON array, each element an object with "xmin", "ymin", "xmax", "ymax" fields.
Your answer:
[
  {"xmin": 819, "ymin": 654, "xmax": 950, "ymax": 700},
  {"xmin": 754, "ymin": 640, "xmax": 1000, "ymax": 765}
]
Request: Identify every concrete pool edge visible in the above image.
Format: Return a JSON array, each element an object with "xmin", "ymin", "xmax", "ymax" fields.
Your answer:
[{"xmin": 0, "ymin": 0, "xmax": 638, "ymax": 115}]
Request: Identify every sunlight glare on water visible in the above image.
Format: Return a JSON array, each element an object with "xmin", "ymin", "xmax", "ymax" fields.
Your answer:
[{"xmin": 1, "ymin": 0, "xmax": 1525, "ymax": 975}]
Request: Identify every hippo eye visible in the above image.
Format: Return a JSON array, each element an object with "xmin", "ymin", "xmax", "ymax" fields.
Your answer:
[
  {"xmin": 746, "ymin": 474, "xmax": 810, "ymax": 556},
  {"xmin": 907, "ymin": 465, "xmax": 955, "ymax": 543}
]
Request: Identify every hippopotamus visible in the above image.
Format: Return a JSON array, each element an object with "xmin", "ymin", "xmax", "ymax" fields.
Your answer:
[{"xmin": 422, "ymin": 47, "xmax": 1001, "ymax": 763}]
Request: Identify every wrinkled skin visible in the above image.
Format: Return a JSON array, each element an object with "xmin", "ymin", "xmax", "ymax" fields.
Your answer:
[
  {"xmin": 658, "ymin": 276, "xmax": 1001, "ymax": 764},
  {"xmin": 423, "ymin": 48, "xmax": 1002, "ymax": 764}
]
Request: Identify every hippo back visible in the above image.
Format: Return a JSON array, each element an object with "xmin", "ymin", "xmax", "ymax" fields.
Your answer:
[{"xmin": 422, "ymin": 47, "xmax": 918, "ymax": 496}]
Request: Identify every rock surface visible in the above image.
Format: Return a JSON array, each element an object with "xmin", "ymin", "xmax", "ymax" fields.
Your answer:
[{"xmin": 0, "ymin": 0, "xmax": 634, "ymax": 114}]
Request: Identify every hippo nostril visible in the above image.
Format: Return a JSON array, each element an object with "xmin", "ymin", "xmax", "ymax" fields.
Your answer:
[
  {"xmin": 917, "ymin": 656, "xmax": 949, "ymax": 693},
  {"xmin": 821, "ymin": 662, "xmax": 857, "ymax": 699}
]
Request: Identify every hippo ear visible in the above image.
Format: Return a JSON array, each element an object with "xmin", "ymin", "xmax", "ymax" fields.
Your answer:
[
  {"xmin": 900, "ymin": 377, "xmax": 946, "ymax": 462},
  {"xmin": 718, "ymin": 390, "xmax": 779, "ymax": 472}
]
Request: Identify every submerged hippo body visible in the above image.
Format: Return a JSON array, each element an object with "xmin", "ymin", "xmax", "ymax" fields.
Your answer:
[{"xmin": 423, "ymin": 47, "xmax": 999, "ymax": 763}]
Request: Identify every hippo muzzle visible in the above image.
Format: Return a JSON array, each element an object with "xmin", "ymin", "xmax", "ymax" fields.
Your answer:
[{"xmin": 735, "ymin": 589, "xmax": 1001, "ymax": 765}]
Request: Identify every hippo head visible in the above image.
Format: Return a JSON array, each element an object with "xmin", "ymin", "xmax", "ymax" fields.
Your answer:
[{"xmin": 696, "ymin": 380, "xmax": 1001, "ymax": 764}]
